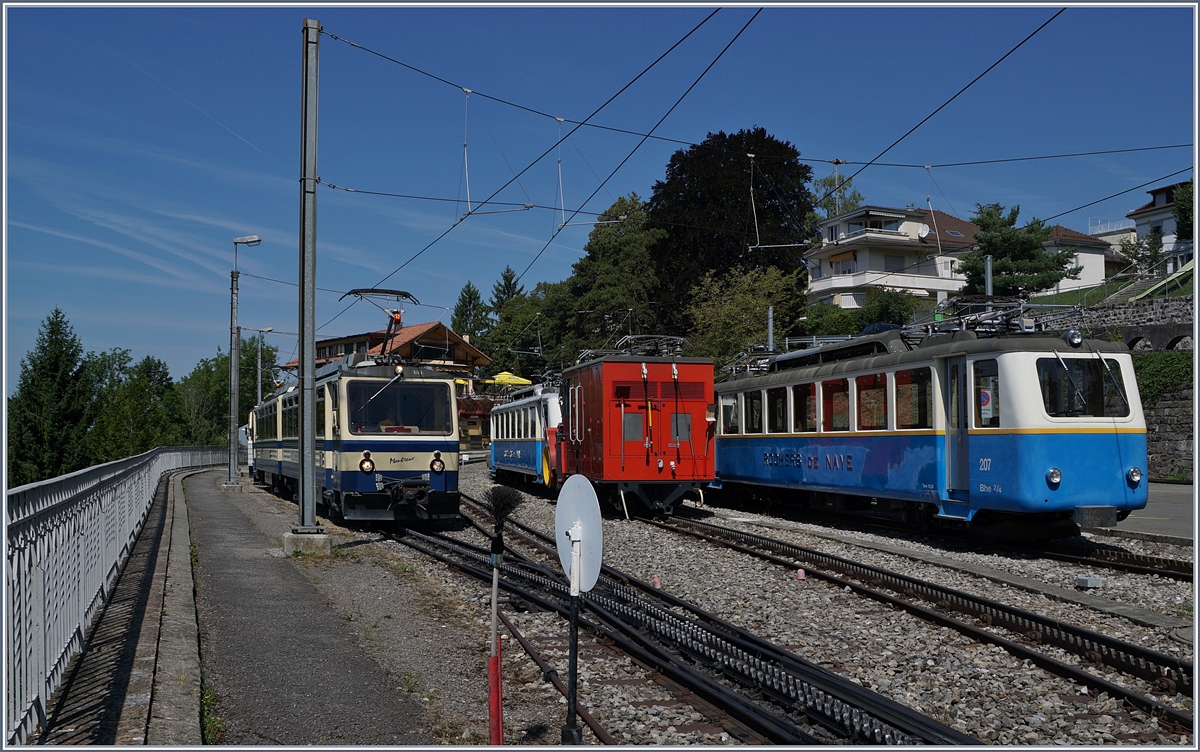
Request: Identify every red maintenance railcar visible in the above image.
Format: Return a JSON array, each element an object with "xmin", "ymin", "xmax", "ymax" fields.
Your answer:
[{"xmin": 556, "ymin": 341, "xmax": 715, "ymax": 515}]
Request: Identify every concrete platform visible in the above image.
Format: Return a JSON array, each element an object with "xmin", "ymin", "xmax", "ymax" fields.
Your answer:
[{"xmin": 1085, "ymin": 482, "xmax": 1195, "ymax": 546}]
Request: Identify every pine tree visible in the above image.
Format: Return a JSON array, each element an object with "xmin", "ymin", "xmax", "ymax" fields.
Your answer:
[
  {"xmin": 956, "ymin": 204, "xmax": 1081, "ymax": 298},
  {"xmin": 7, "ymin": 309, "xmax": 96, "ymax": 486},
  {"xmin": 488, "ymin": 266, "xmax": 524, "ymax": 319},
  {"xmin": 452, "ymin": 281, "xmax": 490, "ymax": 340}
]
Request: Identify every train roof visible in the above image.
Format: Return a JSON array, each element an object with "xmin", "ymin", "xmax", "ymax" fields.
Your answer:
[
  {"xmin": 562, "ymin": 354, "xmax": 713, "ymax": 375},
  {"xmin": 719, "ymin": 329, "xmax": 1129, "ymax": 391}
]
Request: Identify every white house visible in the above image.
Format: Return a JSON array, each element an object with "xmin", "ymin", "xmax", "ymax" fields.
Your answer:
[
  {"xmin": 806, "ymin": 206, "xmax": 976, "ymax": 308},
  {"xmin": 1126, "ymin": 181, "xmax": 1194, "ymax": 274}
]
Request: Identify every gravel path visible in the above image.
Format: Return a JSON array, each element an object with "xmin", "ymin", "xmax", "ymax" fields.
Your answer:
[{"xmin": 238, "ymin": 463, "xmax": 1193, "ymax": 745}]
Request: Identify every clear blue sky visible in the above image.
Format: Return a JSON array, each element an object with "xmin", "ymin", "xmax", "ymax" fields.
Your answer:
[{"xmin": 5, "ymin": 4, "xmax": 1195, "ymax": 395}]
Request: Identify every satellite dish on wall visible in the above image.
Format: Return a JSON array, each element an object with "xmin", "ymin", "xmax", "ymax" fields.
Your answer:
[{"xmin": 918, "ymin": 224, "xmax": 931, "ymax": 239}]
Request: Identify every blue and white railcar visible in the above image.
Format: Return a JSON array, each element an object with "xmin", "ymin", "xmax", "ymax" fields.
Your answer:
[
  {"xmin": 251, "ymin": 353, "xmax": 460, "ymax": 522},
  {"xmin": 489, "ymin": 384, "xmax": 562, "ymax": 489},
  {"xmin": 714, "ymin": 325, "xmax": 1147, "ymax": 531}
]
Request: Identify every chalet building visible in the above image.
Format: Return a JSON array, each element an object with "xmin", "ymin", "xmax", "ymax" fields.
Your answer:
[
  {"xmin": 1126, "ymin": 181, "xmax": 1194, "ymax": 274},
  {"xmin": 805, "ymin": 206, "xmax": 978, "ymax": 308},
  {"xmin": 283, "ymin": 321, "xmax": 491, "ymax": 377}
]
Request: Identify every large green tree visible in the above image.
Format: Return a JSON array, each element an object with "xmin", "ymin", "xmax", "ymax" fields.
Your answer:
[
  {"xmin": 1173, "ymin": 181, "xmax": 1193, "ymax": 242},
  {"xmin": 173, "ymin": 335, "xmax": 277, "ymax": 446},
  {"xmin": 451, "ymin": 280, "xmax": 490, "ymax": 340},
  {"xmin": 812, "ymin": 172, "xmax": 865, "ymax": 219},
  {"xmin": 956, "ymin": 203, "xmax": 1081, "ymax": 297},
  {"xmin": 685, "ymin": 265, "xmax": 807, "ymax": 368},
  {"xmin": 555, "ymin": 194, "xmax": 666, "ymax": 359},
  {"xmin": 87, "ymin": 355, "xmax": 178, "ymax": 463},
  {"xmin": 7, "ymin": 309, "xmax": 97, "ymax": 486},
  {"xmin": 488, "ymin": 266, "xmax": 524, "ymax": 320},
  {"xmin": 1117, "ymin": 228, "xmax": 1167, "ymax": 275},
  {"xmin": 646, "ymin": 127, "xmax": 816, "ymax": 331}
]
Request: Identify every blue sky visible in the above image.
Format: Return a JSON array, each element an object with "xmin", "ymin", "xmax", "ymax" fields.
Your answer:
[{"xmin": 5, "ymin": 4, "xmax": 1195, "ymax": 395}]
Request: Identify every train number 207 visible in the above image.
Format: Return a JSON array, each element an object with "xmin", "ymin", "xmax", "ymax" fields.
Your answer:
[{"xmin": 978, "ymin": 457, "xmax": 992, "ymax": 471}]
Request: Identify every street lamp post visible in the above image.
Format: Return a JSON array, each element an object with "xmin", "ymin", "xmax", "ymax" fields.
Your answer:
[
  {"xmin": 227, "ymin": 234, "xmax": 261, "ymax": 487},
  {"xmin": 245, "ymin": 326, "xmax": 274, "ymax": 405}
]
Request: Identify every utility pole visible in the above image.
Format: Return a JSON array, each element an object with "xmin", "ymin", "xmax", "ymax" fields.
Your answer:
[
  {"xmin": 227, "ymin": 234, "xmax": 261, "ymax": 486},
  {"xmin": 289, "ymin": 17, "xmax": 327, "ymax": 549}
]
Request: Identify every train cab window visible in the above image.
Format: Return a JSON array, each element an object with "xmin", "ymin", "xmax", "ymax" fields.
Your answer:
[
  {"xmin": 671, "ymin": 413, "xmax": 692, "ymax": 442},
  {"xmin": 792, "ymin": 384, "xmax": 817, "ymax": 432},
  {"xmin": 767, "ymin": 387, "xmax": 788, "ymax": 433},
  {"xmin": 719, "ymin": 394, "xmax": 739, "ymax": 435},
  {"xmin": 894, "ymin": 368, "xmax": 933, "ymax": 429},
  {"xmin": 856, "ymin": 374, "xmax": 888, "ymax": 431},
  {"xmin": 1036, "ymin": 357, "xmax": 1129, "ymax": 418},
  {"xmin": 974, "ymin": 360, "xmax": 1001, "ymax": 427},
  {"xmin": 822, "ymin": 379, "xmax": 851, "ymax": 431},
  {"xmin": 743, "ymin": 392, "xmax": 764, "ymax": 434}
]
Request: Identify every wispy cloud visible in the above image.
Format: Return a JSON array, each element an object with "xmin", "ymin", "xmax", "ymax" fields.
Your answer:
[{"xmin": 9, "ymin": 221, "xmax": 198, "ymax": 280}]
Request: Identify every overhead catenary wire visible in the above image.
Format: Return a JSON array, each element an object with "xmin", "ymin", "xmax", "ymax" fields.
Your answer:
[
  {"xmin": 322, "ymin": 24, "xmax": 1186, "ymax": 172},
  {"xmin": 815, "ymin": 7, "xmax": 1067, "ymax": 213},
  {"xmin": 316, "ymin": 10, "xmax": 721, "ymax": 333},
  {"xmin": 515, "ymin": 9, "xmax": 763, "ymax": 285}
]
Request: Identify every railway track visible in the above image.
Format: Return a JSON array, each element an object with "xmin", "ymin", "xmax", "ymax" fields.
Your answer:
[
  {"xmin": 705, "ymin": 498, "xmax": 1194, "ymax": 581},
  {"xmin": 649, "ymin": 514, "xmax": 1193, "ymax": 735},
  {"xmin": 401, "ymin": 495, "xmax": 982, "ymax": 745}
]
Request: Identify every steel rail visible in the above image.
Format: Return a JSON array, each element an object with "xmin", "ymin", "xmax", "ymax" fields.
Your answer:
[
  {"xmin": 472, "ymin": 502, "xmax": 978, "ymax": 746},
  {"xmin": 457, "ymin": 499, "xmax": 976, "ymax": 744},
  {"xmin": 655, "ymin": 516, "xmax": 1194, "ymax": 733},
  {"xmin": 389, "ymin": 530, "xmax": 817, "ymax": 744}
]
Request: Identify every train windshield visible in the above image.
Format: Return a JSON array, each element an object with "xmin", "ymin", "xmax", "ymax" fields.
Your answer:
[
  {"xmin": 347, "ymin": 380, "xmax": 453, "ymax": 434},
  {"xmin": 1036, "ymin": 358, "xmax": 1129, "ymax": 418}
]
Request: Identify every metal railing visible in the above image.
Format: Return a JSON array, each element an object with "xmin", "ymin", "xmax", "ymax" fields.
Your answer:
[{"xmin": 5, "ymin": 446, "xmax": 223, "ymax": 744}]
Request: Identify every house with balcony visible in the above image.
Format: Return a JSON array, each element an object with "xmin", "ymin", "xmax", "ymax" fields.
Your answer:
[
  {"xmin": 283, "ymin": 321, "xmax": 491, "ymax": 376},
  {"xmin": 805, "ymin": 206, "xmax": 977, "ymax": 308},
  {"xmin": 1126, "ymin": 181, "xmax": 1194, "ymax": 274}
]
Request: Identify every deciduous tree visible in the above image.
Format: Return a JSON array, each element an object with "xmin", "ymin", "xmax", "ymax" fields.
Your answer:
[
  {"xmin": 685, "ymin": 265, "xmax": 807, "ymax": 369},
  {"xmin": 647, "ymin": 127, "xmax": 815, "ymax": 331}
]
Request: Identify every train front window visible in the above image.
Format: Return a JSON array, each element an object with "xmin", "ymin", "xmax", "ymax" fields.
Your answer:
[
  {"xmin": 1036, "ymin": 358, "xmax": 1130, "ymax": 418},
  {"xmin": 347, "ymin": 380, "xmax": 453, "ymax": 434}
]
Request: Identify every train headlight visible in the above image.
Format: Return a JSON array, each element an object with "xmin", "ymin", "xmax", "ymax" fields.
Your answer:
[
  {"xmin": 360, "ymin": 450, "xmax": 374, "ymax": 474},
  {"xmin": 1066, "ymin": 328, "xmax": 1083, "ymax": 347},
  {"xmin": 430, "ymin": 450, "xmax": 445, "ymax": 474},
  {"xmin": 1127, "ymin": 466, "xmax": 1143, "ymax": 485},
  {"xmin": 1046, "ymin": 467, "xmax": 1062, "ymax": 486}
]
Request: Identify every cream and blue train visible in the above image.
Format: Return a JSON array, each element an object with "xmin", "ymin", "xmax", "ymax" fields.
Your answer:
[
  {"xmin": 249, "ymin": 353, "xmax": 460, "ymax": 522},
  {"xmin": 714, "ymin": 319, "xmax": 1148, "ymax": 535},
  {"xmin": 488, "ymin": 384, "xmax": 562, "ymax": 489}
]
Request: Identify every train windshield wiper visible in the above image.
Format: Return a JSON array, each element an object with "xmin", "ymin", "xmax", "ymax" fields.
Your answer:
[{"xmin": 1052, "ymin": 350, "xmax": 1088, "ymax": 415}]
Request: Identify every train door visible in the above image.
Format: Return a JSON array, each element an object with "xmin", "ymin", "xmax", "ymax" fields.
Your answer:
[{"xmin": 943, "ymin": 357, "xmax": 970, "ymax": 500}]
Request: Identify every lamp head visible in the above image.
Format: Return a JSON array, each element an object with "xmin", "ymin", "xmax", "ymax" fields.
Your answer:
[{"xmin": 233, "ymin": 235, "xmax": 262, "ymax": 247}]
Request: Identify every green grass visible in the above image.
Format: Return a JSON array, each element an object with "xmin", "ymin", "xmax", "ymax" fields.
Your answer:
[{"xmin": 201, "ymin": 687, "xmax": 224, "ymax": 744}]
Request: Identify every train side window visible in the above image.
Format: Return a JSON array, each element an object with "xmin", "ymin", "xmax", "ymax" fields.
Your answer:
[
  {"xmin": 671, "ymin": 413, "xmax": 692, "ymax": 442},
  {"xmin": 744, "ymin": 391, "xmax": 763, "ymax": 434},
  {"xmin": 974, "ymin": 359, "xmax": 1000, "ymax": 427},
  {"xmin": 767, "ymin": 387, "xmax": 788, "ymax": 433},
  {"xmin": 792, "ymin": 383, "xmax": 817, "ymax": 432},
  {"xmin": 894, "ymin": 368, "xmax": 933, "ymax": 429},
  {"xmin": 316, "ymin": 388, "xmax": 326, "ymax": 437},
  {"xmin": 822, "ymin": 379, "xmax": 850, "ymax": 431},
  {"xmin": 856, "ymin": 374, "xmax": 888, "ymax": 430},
  {"xmin": 719, "ymin": 394, "xmax": 739, "ymax": 434}
]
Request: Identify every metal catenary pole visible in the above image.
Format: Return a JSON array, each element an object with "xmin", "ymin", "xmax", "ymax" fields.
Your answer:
[
  {"xmin": 226, "ymin": 258, "xmax": 240, "ymax": 486},
  {"xmin": 296, "ymin": 17, "xmax": 324, "ymax": 533}
]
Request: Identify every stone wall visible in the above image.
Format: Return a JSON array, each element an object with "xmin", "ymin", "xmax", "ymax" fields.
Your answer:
[
  {"xmin": 1061, "ymin": 296, "xmax": 1194, "ymax": 480},
  {"xmin": 1145, "ymin": 387, "xmax": 1194, "ymax": 481},
  {"xmin": 1070, "ymin": 296, "xmax": 1194, "ymax": 337}
]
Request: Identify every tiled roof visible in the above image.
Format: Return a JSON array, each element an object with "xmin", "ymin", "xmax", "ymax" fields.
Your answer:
[
  {"xmin": 367, "ymin": 321, "xmax": 440, "ymax": 355},
  {"xmin": 920, "ymin": 210, "xmax": 979, "ymax": 249},
  {"xmin": 1045, "ymin": 225, "xmax": 1110, "ymax": 248}
]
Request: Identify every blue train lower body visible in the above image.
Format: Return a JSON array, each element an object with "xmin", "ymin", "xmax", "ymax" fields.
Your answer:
[
  {"xmin": 714, "ymin": 430, "xmax": 1147, "ymax": 527},
  {"xmin": 490, "ymin": 438, "xmax": 550, "ymax": 486}
]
